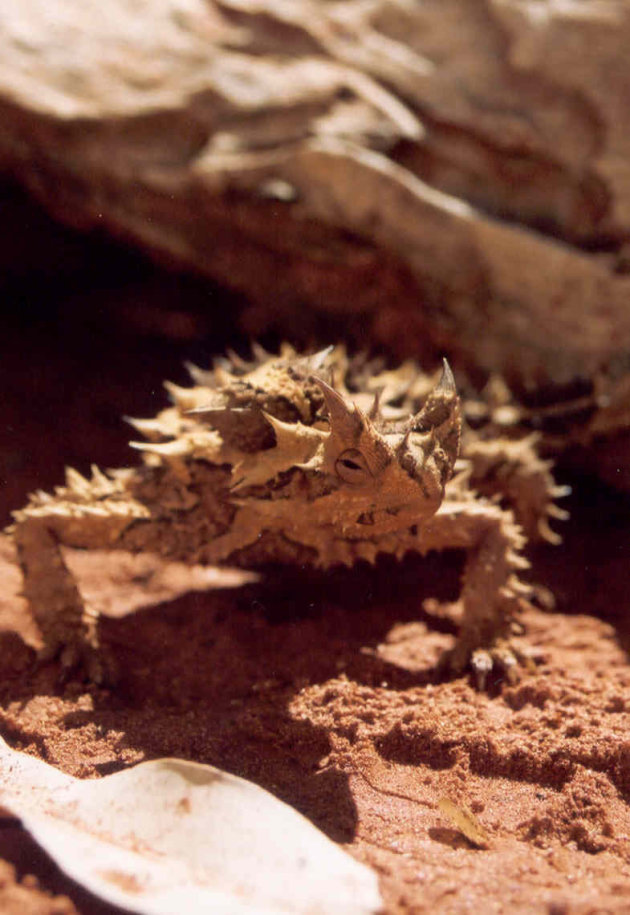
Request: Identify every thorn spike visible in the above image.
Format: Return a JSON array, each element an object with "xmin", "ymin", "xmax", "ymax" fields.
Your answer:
[
  {"xmin": 214, "ymin": 366, "xmax": 237, "ymax": 387},
  {"xmin": 90, "ymin": 465, "xmax": 109, "ymax": 486},
  {"xmin": 436, "ymin": 358, "xmax": 456, "ymax": 394},
  {"xmin": 368, "ymin": 389, "xmax": 382, "ymax": 421},
  {"xmin": 507, "ymin": 551, "xmax": 531, "ymax": 570},
  {"xmin": 396, "ymin": 429, "xmax": 412, "ymax": 454},
  {"xmin": 547, "ymin": 505, "xmax": 570, "ymax": 521},
  {"xmin": 226, "ymin": 348, "xmax": 250, "ymax": 371},
  {"xmin": 537, "ymin": 517, "xmax": 562, "ymax": 545},
  {"xmin": 187, "ymin": 406, "xmax": 247, "ymax": 417},
  {"xmin": 506, "ymin": 575, "xmax": 533, "ymax": 596},
  {"xmin": 129, "ymin": 439, "xmax": 189, "ymax": 458},
  {"xmin": 313, "ymin": 375, "xmax": 363, "ymax": 440},
  {"xmin": 309, "ymin": 345, "xmax": 334, "ymax": 371},
  {"xmin": 184, "ymin": 361, "xmax": 212, "ymax": 386},
  {"xmin": 251, "ymin": 342, "xmax": 272, "ymax": 363},
  {"xmin": 261, "ymin": 411, "xmax": 298, "ymax": 438},
  {"xmin": 124, "ymin": 416, "xmax": 169, "ymax": 438},
  {"xmin": 65, "ymin": 467, "xmax": 90, "ymax": 493}
]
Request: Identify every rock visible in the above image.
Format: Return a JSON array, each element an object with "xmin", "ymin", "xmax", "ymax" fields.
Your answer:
[{"xmin": 1, "ymin": 0, "xmax": 630, "ymax": 445}]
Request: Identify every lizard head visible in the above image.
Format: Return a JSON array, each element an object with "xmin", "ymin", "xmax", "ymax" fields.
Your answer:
[
  {"xmin": 131, "ymin": 349, "xmax": 460, "ymax": 537},
  {"xmin": 312, "ymin": 360, "xmax": 461, "ymax": 522}
]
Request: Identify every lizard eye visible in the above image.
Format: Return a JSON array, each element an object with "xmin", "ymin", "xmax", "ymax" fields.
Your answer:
[{"xmin": 335, "ymin": 449, "xmax": 372, "ymax": 484}]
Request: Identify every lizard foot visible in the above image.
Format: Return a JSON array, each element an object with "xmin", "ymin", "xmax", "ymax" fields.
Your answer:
[
  {"xmin": 438, "ymin": 636, "xmax": 536, "ymax": 690},
  {"xmin": 39, "ymin": 638, "xmax": 119, "ymax": 687}
]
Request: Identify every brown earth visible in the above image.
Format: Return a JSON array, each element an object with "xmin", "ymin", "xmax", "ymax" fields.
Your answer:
[{"xmin": 1, "ymin": 187, "xmax": 630, "ymax": 914}]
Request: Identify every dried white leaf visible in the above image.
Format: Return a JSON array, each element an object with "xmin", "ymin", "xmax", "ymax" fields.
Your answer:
[{"xmin": 0, "ymin": 738, "xmax": 381, "ymax": 914}]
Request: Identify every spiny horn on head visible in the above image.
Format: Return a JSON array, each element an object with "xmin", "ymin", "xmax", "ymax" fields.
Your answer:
[
  {"xmin": 437, "ymin": 358, "xmax": 456, "ymax": 394},
  {"xmin": 411, "ymin": 360, "xmax": 459, "ymax": 430},
  {"xmin": 313, "ymin": 376, "xmax": 366, "ymax": 442},
  {"xmin": 399, "ymin": 359, "xmax": 461, "ymax": 487}
]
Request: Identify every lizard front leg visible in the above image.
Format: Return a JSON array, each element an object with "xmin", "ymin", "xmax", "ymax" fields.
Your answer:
[{"xmin": 420, "ymin": 499, "xmax": 531, "ymax": 688}]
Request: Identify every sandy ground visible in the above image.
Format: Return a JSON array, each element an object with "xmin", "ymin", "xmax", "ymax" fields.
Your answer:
[{"xmin": 1, "ymin": 186, "xmax": 630, "ymax": 913}]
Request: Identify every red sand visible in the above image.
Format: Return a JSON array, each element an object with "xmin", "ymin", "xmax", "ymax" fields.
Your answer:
[{"xmin": 1, "ymin": 538, "xmax": 630, "ymax": 914}]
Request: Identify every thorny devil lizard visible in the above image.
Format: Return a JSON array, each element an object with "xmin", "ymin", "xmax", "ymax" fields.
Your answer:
[{"xmin": 10, "ymin": 345, "xmax": 569, "ymax": 689}]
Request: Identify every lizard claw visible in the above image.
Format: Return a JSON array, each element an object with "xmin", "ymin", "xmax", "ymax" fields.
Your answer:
[
  {"xmin": 46, "ymin": 639, "xmax": 119, "ymax": 687},
  {"xmin": 471, "ymin": 644, "xmax": 518, "ymax": 690},
  {"xmin": 439, "ymin": 637, "xmax": 530, "ymax": 690}
]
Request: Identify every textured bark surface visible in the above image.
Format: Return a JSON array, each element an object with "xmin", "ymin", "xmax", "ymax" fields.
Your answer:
[{"xmin": 1, "ymin": 0, "xmax": 630, "ymax": 406}]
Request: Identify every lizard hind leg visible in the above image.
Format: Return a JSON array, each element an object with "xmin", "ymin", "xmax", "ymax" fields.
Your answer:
[
  {"xmin": 461, "ymin": 434, "xmax": 570, "ymax": 545},
  {"xmin": 11, "ymin": 472, "xmax": 150, "ymax": 683},
  {"xmin": 14, "ymin": 518, "xmax": 108, "ymax": 683}
]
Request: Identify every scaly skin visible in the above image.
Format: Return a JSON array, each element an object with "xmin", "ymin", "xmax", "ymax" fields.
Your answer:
[{"xmin": 10, "ymin": 345, "xmax": 565, "ymax": 686}]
